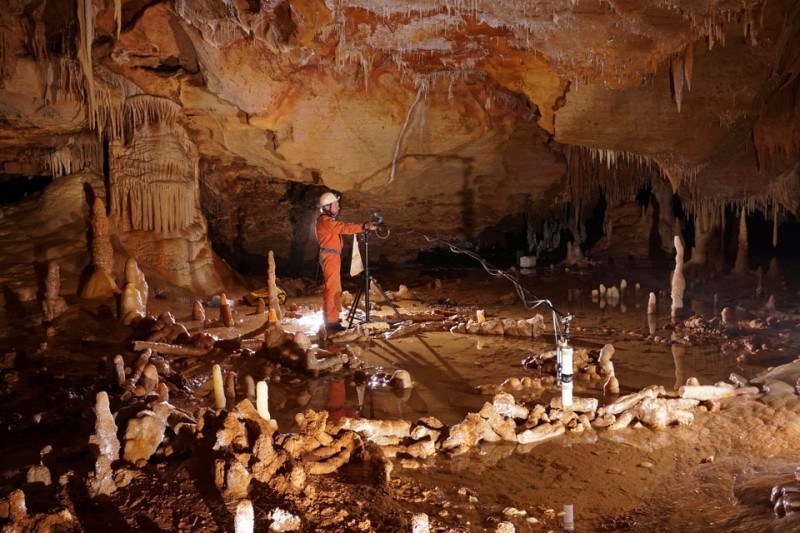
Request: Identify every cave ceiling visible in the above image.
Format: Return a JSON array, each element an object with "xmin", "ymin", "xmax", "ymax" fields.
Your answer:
[{"xmin": 1, "ymin": 0, "xmax": 799, "ymax": 277}]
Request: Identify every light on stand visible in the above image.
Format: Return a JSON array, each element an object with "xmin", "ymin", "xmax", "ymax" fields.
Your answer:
[
  {"xmin": 558, "ymin": 341, "xmax": 574, "ymax": 408},
  {"xmin": 563, "ymin": 504, "xmax": 575, "ymax": 532}
]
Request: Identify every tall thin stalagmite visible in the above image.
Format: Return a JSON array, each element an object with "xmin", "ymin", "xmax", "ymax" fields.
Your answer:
[
  {"xmin": 267, "ymin": 250, "xmax": 283, "ymax": 321},
  {"xmin": 671, "ymin": 235, "xmax": 685, "ymax": 318}
]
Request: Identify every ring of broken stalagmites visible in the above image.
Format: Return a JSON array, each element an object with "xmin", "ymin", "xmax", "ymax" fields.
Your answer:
[
  {"xmin": 128, "ymin": 310, "xmax": 351, "ymax": 376},
  {"xmin": 331, "ymin": 372, "xmax": 762, "ymax": 462},
  {"xmin": 374, "ymin": 311, "xmax": 549, "ymax": 341},
  {"xmin": 476, "ymin": 344, "xmax": 619, "ymax": 402},
  {"xmin": 635, "ymin": 310, "xmax": 779, "ymax": 354}
]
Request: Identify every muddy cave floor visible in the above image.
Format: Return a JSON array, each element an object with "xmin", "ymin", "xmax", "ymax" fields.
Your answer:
[{"xmin": 2, "ymin": 262, "xmax": 800, "ymax": 532}]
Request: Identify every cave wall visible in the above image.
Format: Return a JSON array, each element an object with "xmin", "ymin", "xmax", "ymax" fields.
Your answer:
[{"xmin": 0, "ymin": 0, "xmax": 799, "ymax": 290}]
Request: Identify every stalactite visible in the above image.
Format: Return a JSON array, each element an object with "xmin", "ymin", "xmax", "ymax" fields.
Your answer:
[
  {"xmin": 30, "ymin": 2, "xmax": 48, "ymax": 62},
  {"xmin": 55, "ymin": 59, "xmax": 87, "ymax": 102},
  {"xmin": 683, "ymin": 44, "xmax": 694, "ymax": 91},
  {"xmin": 124, "ymin": 95, "xmax": 180, "ymax": 134},
  {"xmin": 671, "ymin": 55, "xmax": 684, "ymax": 113},
  {"xmin": 174, "ymin": 0, "xmax": 244, "ymax": 46},
  {"xmin": 77, "ymin": 0, "xmax": 97, "ymax": 131},
  {"xmin": 335, "ymin": 46, "xmax": 374, "ymax": 89},
  {"xmin": 114, "ymin": 0, "xmax": 122, "ymax": 39},
  {"xmin": 48, "ymin": 134, "xmax": 102, "ymax": 178}
]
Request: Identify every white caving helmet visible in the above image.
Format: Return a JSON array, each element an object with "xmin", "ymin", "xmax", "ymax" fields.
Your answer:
[{"xmin": 319, "ymin": 191, "xmax": 340, "ymax": 209}]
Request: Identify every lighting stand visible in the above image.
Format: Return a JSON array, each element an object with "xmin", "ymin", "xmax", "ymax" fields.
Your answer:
[
  {"xmin": 346, "ymin": 229, "xmax": 403, "ymax": 327},
  {"xmin": 555, "ymin": 314, "xmax": 574, "ymax": 407}
]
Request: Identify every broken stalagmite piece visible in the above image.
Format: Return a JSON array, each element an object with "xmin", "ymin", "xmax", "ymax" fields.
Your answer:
[
  {"xmin": 220, "ymin": 292, "xmax": 234, "ymax": 327},
  {"xmin": 213, "ymin": 364, "xmax": 226, "ymax": 410}
]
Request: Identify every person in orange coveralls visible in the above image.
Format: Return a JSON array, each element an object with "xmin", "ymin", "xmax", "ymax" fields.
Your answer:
[{"xmin": 316, "ymin": 191, "xmax": 377, "ymax": 331}]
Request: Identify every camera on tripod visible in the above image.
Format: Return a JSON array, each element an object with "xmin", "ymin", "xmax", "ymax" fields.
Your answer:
[{"xmin": 371, "ymin": 212, "xmax": 383, "ymax": 226}]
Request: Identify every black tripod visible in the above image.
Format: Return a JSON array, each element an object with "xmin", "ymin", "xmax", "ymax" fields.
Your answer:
[{"xmin": 346, "ymin": 229, "xmax": 403, "ymax": 327}]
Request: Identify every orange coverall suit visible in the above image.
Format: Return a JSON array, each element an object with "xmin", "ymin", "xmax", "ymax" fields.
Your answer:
[{"xmin": 316, "ymin": 213, "xmax": 365, "ymax": 325}]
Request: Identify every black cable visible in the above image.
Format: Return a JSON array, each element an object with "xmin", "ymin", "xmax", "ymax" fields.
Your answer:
[{"xmin": 374, "ymin": 225, "xmax": 573, "ymax": 345}]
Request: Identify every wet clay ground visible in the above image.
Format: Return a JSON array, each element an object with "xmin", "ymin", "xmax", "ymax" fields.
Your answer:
[{"xmin": 2, "ymin": 261, "xmax": 800, "ymax": 532}]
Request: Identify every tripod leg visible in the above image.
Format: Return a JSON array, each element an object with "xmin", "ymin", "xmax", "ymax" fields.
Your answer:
[
  {"xmin": 346, "ymin": 277, "xmax": 365, "ymax": 326},
  {"xmin": 371, "ymin": 280, "xmax": 404, "ymax": 322}
]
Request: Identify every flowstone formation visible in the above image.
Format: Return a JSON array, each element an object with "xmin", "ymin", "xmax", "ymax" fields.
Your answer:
[{"xmin": 0, "ymin": 1, "xmax": 797, "ymax": 275}]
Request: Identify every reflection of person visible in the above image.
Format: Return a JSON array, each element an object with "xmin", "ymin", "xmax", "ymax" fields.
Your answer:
[
  {"xmin": 315, "ymin": 191, "xmax": 377, "ymax": 331},
  {"xmin": 326, "ymin": 378, "xmax": 360, "ymax": 423}
]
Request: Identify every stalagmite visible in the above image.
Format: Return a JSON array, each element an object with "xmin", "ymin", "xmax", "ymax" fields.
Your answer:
[
  {"xmin": 671, "ymin": 236, "xmax": 685, "ymax": 318},
  {"xmin": 220, "ymin": 292, "xmax": 234, "ymax": 327},
  {"xmin": 132, "ymin": 341, "xmax": 209, "ymax": 356},
  {"xmin": 42, "ymin": 262, "xmax": 67, "ymax": 321},
  {"xmin": 598, "ymin": 344, "xmax": 615, "ymax": 376},
  {"xmin": 734, "ymin": 209, "xmax": 748, "ymax": 274},
  {"xmin": 123, "ymin": 258, "xmax": 148, "ymax": 319},
  {"xmin": 193, "ymin": 300, "xmax": 205, "ymax": 321},
  {"xmin": 81, "ymin": 198, "xmax": 119, "ymax": 299},
  {"xmin": 648, "ymin": 292, "xmax": 657, "ymax": 314},
  {"xmin": 213, "ymin": 364, "xmax": 226, "ymax": 410},
  {"xmin": 679, "ymin": 384, "xmax": 738, "ymax": 400},
  {"xmin": 411, "ymin": 513, "xmax": 430, "ymax": 533},
  {"xmin": 244, "ymin": 376, "xmax": 256, "ymax": 401},
  {"xmin": 141, "ymin": 364, "xmax": 158, "ymax": 394},
  {"xmin": 267, "ymin": 251, "xmax": 283, "ymax": 321},
  {"xmin": 225, "ymin": 371, "xmax": 237, "ymax": 404},
  {"xmin": 604, "ymin": 375, "xmax": 619, "ymax": 395},
  {"xmin": 256, "ymin": 380, "xmax": 270, "ymax": 420},
  {"xmin": 113, "ymin": 354, "xmax": 125, "ymax": 386},
  {"xmin": 124, "ymin": 257, "xmax": 150, "ymax": 316},
  {"xmin": 256, "ymin": 298, "xmax": 266, "ymax": 314},
  {"xmin": 390, "ymin": 369, "xmax": 413, "ymax": 389},
  {"xmin": 121, "ymin": 283, "xmax": 145, "ymax": 325},
  {"xmin": 87, "ymin": 391, "xmax": 120, "ymax": 497},
  {"xmin": 648, "ymin": 313, "xmax": 657, "ymax": 335},
  {"xmin": 156, "ymin": 382, "xmax": 169, "ymax": 403},
  {"xmin": 8, "ymin": 489, "xmax": 28, "ymax": 522},
  {"xmin": 235, "ymin": 500, "xmax": 254, "ymax": 533}
]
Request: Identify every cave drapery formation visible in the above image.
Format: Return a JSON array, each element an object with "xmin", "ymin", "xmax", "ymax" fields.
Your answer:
[{"xmin": 1, "ymin": 0, "xmax": 799, "ymax": 291}]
